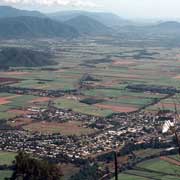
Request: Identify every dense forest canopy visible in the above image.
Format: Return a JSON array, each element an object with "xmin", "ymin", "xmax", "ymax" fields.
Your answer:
[
  {"xmin": 10, "ymin": 151, "xmax": 63, "ymax": 180},
  {"xmin": 0, "ymin": 47, "xmax": 57, "ymax": 69}
]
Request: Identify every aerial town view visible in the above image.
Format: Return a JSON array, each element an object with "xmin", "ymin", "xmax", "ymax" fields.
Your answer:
[{"xmin": 0, "ymin": 0, "xmax": 179, "ymax": 180}]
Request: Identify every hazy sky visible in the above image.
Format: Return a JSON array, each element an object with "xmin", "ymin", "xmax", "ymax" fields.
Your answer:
[{"xmin": 1, "ymin": 0, "xmax": 180, "ymax": 19}]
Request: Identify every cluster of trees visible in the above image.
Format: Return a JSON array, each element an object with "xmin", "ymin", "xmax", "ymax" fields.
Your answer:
[
  {"xmin": 70, "ymin": 163, "xmax": 100, "ymax": 180},
  {"xmin": 0, "ymin": 47, "xmax": 56, "ymax": 69},
  {"xmin": 127, "ymin": 84, "xmax": 179, "ymax": 94},
  {"xmin": 80, "ymin": 98, "xmax": 104, "ymax": 105},
  {"xmin": 85, "ymin": 56, "xmax": 111, "ymax": 65},
  {"xmin": 95, "ymin": 139, "xmax": 177, "ymax": 165},
  {"xmin": 10, "ymin": 151, "xmax": 63, "ymax": 180}
]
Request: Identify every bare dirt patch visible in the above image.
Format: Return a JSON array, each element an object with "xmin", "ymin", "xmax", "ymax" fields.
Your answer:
[
  {"xmin": 160, "ymin": 156, "xmax": 180, "ymax": 166},
  {"xmin": 23, "ymin": 121, "xmax": 95, "ymax": 135},
  {"xmin": 0, "ymin": 99, "xmax": 10, "ymax": 105},
  {"xmin": 9, "ymin": 118, "xmax": 33, "ymax": 127},
  {"xmin": 0, "ymin": 77, "xmax": 21, "ymax": 85},
  {"xmin": 8, "ymin": 109, "xmax": 30, "ymax": 115},
  {"xmin": 0, "ymin": 71, "xmax": 30, "ymax": 76},
  {"xmin": 95, "ymin": 104, "xmax": 138, "ymax": 113},
  {"xmin": 174, "ymin": 75, "xmax": 180, "ymax": 79},
  {"xmin": 112, "ymin": 60, "xmax": 136, "ymax": 66}
]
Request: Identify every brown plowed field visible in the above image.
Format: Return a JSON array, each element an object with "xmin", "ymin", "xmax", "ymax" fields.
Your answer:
[
  {"xmin": 95, "ymin": 104, "xmax": 138, "ymax": 113},
  {"xmin": 0, "ymin": 99, "xmax": 10, "ymax": 105},
  {"xmin": 112, "ymin": 60, "xmax": 136, "ymax": 66},
  {"xmin": 8, "ymin": 109, "xmax": 30, "ymax": 115},
  {"xmin": 0, "ymin": 95, "xmax": 21, "ymax": 105}
]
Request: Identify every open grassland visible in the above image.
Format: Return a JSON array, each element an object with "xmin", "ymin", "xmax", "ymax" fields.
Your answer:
[{"xmin": 23, "ymin": 121, "xmax": 96, "ymax": 135}]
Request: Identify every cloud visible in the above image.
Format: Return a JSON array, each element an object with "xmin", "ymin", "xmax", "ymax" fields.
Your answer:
[{"xmin": 1, "ymin": 0, "xmax": 97, "ymax": 8}]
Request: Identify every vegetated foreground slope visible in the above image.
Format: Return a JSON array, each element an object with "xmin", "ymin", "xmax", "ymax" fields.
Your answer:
[
  {"xmin": 0, "ymin": 16, "xmax": 79, "ymax": 39},
  {"xmin": 0, "ymin": 47, "xmax": 57, "ymax": 69}
]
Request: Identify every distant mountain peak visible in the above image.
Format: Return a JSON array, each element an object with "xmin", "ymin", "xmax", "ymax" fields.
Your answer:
[
  {"xmin": 157, "ymin": 21, "xmax": 180, "ymax": 28},
  {"xmin": 65, "ymin": 15, "xmax": 111, "ymax": 35},
  {"xmin": 48, "ymin": 10, "xmax": 131, "ymax": 28}
]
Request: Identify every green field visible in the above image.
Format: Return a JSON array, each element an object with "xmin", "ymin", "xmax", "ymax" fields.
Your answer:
[
  {"xmin": 0, "ymin": 152, "xmax": 16, "ymax": 180},
  {"xmin": 10, "ymin": 77, "xmax": 78, "ymax": 91},
  {"xmin": 0, "ymin": 151, "xmax": 16, "ymax": 165},
  {"xmin": 112, "ymin": 156, "xmax": 180, "ymax": 180},
  {"xmin": 55, "ymin": 97, "xmax": 113, "ymax": 117},
  {"xmin": 83, "ymin": 88, "xmax": 164, "ymax": 113},
  {"xmin": 115, "ymin": 173, "xmax": 149, "ymax": 180}
]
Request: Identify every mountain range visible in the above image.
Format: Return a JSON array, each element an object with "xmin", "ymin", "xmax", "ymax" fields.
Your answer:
[
  {"xmin": 122, "ymin": 21, "xmax": 180, "ymax": 35},
  {"xmin": 0, "ymin": 16, "xmax": 78, "ymax": 39},
  {"xmin": 154, "ymin": 21, "xmax": 180, "ymax": 30},
  {"xmin": 48, "ymin": 10, "xmax": 130, "ymax": 28},
  {"xmin": 0, "ymin": 6, "xmax": 180, "ymax": 39},
  {"xmin": 0, "ymin": 6, "xmax": 45, "ymax": 18},
  {"xmin": 0, "ymin": 6, "xmax": 117, "ymax": 39}
]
